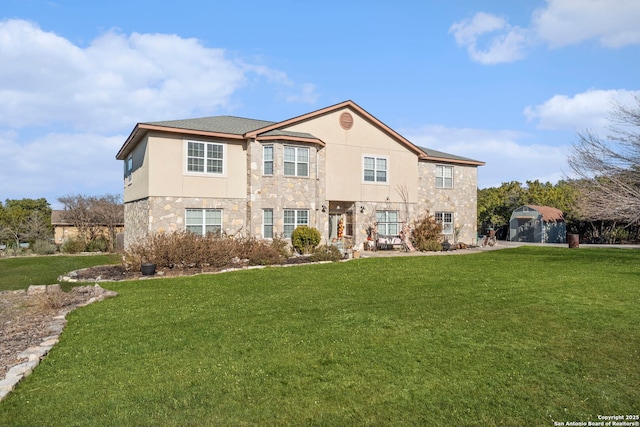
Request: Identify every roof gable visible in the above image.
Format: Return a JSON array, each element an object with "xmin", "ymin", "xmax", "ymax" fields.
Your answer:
[
  {"xmin": 245, "ymin": 100, "xmax": 426, "ymax": 157},
  {"xmin": 116, "ymin": 100, "xmax": 485, "ymax": 166}
]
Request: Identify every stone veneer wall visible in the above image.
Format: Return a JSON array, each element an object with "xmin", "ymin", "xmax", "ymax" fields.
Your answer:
[
  {"xmin": 124, "ymin": 198, "xmax": 150, "ymax": 248},
  {"xmin": 417, "ymin": 162, "xmax": 479, "ymax": 245},
  {"xmin": 124, "ymin": 196, "xmax": 247, "ymax": 248},
  {"xmin": 246, "ymin": 139, "xmax": 326, "ymax": 239},
  {"xmin": 148, "ymin": 196, "xmax": 246, "ymax": 235}
]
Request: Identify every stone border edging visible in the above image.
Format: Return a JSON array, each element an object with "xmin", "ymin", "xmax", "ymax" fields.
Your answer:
[{"xmin": 0, "ymin": 284, "xmax": 117, "ymax": 401}]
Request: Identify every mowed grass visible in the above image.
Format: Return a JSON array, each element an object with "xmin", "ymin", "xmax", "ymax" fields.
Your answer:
[
  {"xmin": 0, "ymin": 247, "xmax": 638, "ymax": 426},
  {"xmin": 0, "ymin": 254, "xmax": 121, "ymax": 291}
]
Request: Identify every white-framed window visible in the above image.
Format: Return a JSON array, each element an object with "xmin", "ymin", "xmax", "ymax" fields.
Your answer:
[
  {"xmin": 284, "ymin": 146, "xmax": 309, "ymax": 177},
  {"xmin": 263, "ymin": 145, "xmax": 274, "ymax": 175},
  {"xmin": 363, "ymin": 156, "xmax": 388, "ymax": 183},
  {"xmin": 186, "ymin": 141, "xmax": 224, "ymax": 174},
  {"xmin": 185, "ymin": 209, "xmax": 222, "ymax": 235},
  {"xmin": 263, "ymin": 209, "xmax": 274, "ymax": 239},
  {"xmin": 376, "ymin": 210, "xmax": 399, "ymax": 235},
  {"xmin": 436, "ymin": 165, "xmax": 453, "ymax": 188},
  {"xmin": 435, "ymin": 211, "xmax": 454, "ymax": 234},
  {"xmin": 283, "ymin": 209, "xmax": 309, "ymax": 238}
]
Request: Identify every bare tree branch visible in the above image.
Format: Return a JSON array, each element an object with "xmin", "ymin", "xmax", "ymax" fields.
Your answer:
[{"xmin": 568, "ymin": 97, "xmax": 640, "ymax": 225}]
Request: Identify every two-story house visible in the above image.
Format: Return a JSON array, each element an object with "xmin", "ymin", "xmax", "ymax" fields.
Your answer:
[{"xmin": 116, "ymin": 100, "xmax": 484, "ymax": 249}]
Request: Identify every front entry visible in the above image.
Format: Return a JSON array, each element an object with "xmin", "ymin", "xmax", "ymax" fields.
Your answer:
[{"xmin": 327, "ymin": 201, "xmax": 354, "ymax": 243}]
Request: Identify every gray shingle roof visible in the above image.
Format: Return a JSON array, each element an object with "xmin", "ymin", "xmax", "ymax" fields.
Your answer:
[
  {"xmin": 418, "ymin": 146, "xmax": 482, "ymax": 164},
  {"xmin": 261, "ymin": 129, "xmax": 317, "ymax": 139},
  {"xmin": 146, "ymin": 116, "xmax": 276, "ymax": 135}
]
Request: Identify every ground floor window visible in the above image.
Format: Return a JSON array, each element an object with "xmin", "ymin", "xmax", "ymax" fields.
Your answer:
[
  {"xmin": 263, "ymin": 209, "xmax": 273, "ymax": 239},
  {"xmin": 283, "ymin": 209, "xmax": 309, "ymax": 238},
  {"xmin": 185, "ymin": 209, "xmax": 222, "ymax": 235},
  {"xmin": 376, "ymin": 210, "xmax": 399, "ymax": 235},
  {"xmin": 435, "ymin": 211, "xmax": 454, "ymax": 234}
]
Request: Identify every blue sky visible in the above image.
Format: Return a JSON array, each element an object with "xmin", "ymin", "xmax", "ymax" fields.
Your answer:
[{"xmin": 1, "ymin": 0, "xmax": 639, "ymax": 208}]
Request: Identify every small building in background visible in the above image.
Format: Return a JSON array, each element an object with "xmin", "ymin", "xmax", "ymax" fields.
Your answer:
[
  {"xmin": 51, "ymin": 210, "xmax": 124, "ymax": 245},
  {"xmin": 509, "ymin": 205, "xmax": 566, "ymax": 243}
]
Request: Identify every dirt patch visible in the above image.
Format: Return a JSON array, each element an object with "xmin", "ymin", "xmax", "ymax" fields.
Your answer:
[{"xmin": 0, "ymin": 286, "xmax": 116, "ymax": 380}]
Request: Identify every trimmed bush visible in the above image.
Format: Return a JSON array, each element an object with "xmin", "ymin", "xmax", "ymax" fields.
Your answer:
[{"xmin": 291, "ymin": 226, "xmax": 321, "ymax": 254}]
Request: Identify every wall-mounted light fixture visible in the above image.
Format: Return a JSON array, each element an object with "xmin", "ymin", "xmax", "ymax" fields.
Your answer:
[
  {"xmin": 360, "ymin": 206, "xmax": 365, "ymax": 213},
  {"xmin": 321, "ymin": 205, "xmax": 327, "ymax": 213}
]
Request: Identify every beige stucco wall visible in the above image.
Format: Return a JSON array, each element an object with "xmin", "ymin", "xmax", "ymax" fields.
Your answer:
[
  {"xmin": 284, "ymin": 108, "xmax": 419, "ymax": 204},
  {"xmin": 123, "ymin": 133, "xmax": 247, "ymax": 204},
  {"xmin": 123, "ymin": 137, "xmax": 150, "ymax": 203}
]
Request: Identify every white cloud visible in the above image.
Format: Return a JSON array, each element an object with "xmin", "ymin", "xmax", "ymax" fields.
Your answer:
[
  {"xmin": 449, "ymin": 13, "xmax": 529, "ymax": 64},
  {"xmin": 0, "ymin": 131, "xmax": 123, "ymax": 202},
  {"xmin": 0, "ymin": 19, "xmax": 320, "ymax": 204},
  {"xmin": 533, "ymin": 0, "xmax": 640, "ymax": 48},
  {"xmin": 402, "ymin": 125, "xmax": 570, "ymax": 188},
  {"xmin": 451, "ymin": 0, "xmax": 640, "ymax": 64},
  {"xmin": 0, "ymin": 19, "xmax": 319, "ymax": 133},
  {"xmin": 524, "ymin": 89, "xmax": 640, "ymax": 131}
]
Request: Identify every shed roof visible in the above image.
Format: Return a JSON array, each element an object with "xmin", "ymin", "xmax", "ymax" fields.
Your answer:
[{"xmin": 524, "ymin": 205, "xmax": 564, "ymax": 222}]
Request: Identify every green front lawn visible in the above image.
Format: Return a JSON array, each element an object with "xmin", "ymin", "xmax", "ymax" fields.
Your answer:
[
  {"xmin": 0, "ymin": 254, "xmax": 121, "ymax": 291},
  {"xmin": 1, "ymin": 247, "xmax": 638, "ymax": 426}
]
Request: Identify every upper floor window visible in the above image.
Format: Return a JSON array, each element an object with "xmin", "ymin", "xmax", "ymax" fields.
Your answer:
[
  {"xmin": 125, "ymin": 154, "xmax": 133, "ymax": 185},
  {"xmin": 263, "ymin": 145, "xmax": 274, "ymax": 175},
  {"xmin": 436, "ymin": 165, "xmax": 453, "ymax": 188},
  {"xmin": 435, "ymin": 211, "xmax": 454, "ymax": 234},
  {"xmin": 376, "ymin": 210, "xmax": 399, "ymax": 235},
  {"xmin": 284, "ymin": 146, "xmax": 309, "ymax": 177},
  {"xmin": 187, "ymin": 141, "xmax": 224, "ymax": 174},
  {"xmin": 186, "ymin": 208, "xmax": 222, "ymax": 235},
  {"xmin": 364, "ymin": 156, "xmax": 387, "ymax": 183},
  {"xmin": 283, "ymin": 209, "xmax": 309, "ymax": 238}
]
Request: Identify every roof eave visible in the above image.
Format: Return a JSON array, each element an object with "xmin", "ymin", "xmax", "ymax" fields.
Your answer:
[
  {"xmin": 255, "ymin": 135, "xmax": 325, "ymax": 146},
  {"xmin": 422, "ymin": 155, "xmax": 486, "ymax": 166},
  {"xmin": 116, "ymin": 123, "xmax": 245, "ymax": 160}
]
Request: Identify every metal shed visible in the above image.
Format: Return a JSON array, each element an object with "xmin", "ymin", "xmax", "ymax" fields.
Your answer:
[{"xmin": 509, "ymin": 205, "xmax": 566, "ymax": 243}]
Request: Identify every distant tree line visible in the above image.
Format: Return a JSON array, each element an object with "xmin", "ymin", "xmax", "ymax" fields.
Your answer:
[
  {"xmin": 479, "ymin": 96, "xmax": 640, "ymax": 244},
  {"xmin": 0, "ymin": 194, "xmax": 123, "ymax": 255}
]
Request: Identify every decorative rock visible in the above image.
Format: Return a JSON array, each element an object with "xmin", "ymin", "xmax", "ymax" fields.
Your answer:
[
  {"xmin": 27, "ymin": 285, "xmax": 47, "ymax": 295},
  {"xmin": 46, "ymin": 284, "xmax": 61, "ymax": 293}
]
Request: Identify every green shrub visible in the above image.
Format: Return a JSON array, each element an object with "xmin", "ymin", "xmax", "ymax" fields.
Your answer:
[
  {"xmin": 411, "ymin": 212, "xmax": 443, "ymax": 251},
  {"xmin": 310, "ymin": 244, "xmax": 343, "ymax": 262},
  {"xmin": 61, "ymin": 238, "xmax": 86, "ymax": 254},
  {"xmin": 86, "ymin": 237, "xmax": 109, "ymax": 252},
  {"xmin": 421, "ymin": 239, "xmax": 443, "ymax": 252},
  {"xmin": 291, "ymin": 226, "xmax": 321, "ymax": 254},
  {"xmin": 32, "ymin": 240, "xmax": 57, "ymax": 255}
]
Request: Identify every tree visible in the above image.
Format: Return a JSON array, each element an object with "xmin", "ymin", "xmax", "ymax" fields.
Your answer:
[
  {"xmin": 477, "ymin": 180, "xmax": 578, "ymax": 236},
  {"xmin": 0, "ymin": 198, "xmax": 52, "ymax": 251},
  {"xmin": 568, "ymin": 96, "xmax": 640, "ymax": 225},
  {"xmin": 57, "ymin": 194, "xmax": 124, "ymax": 251}
]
